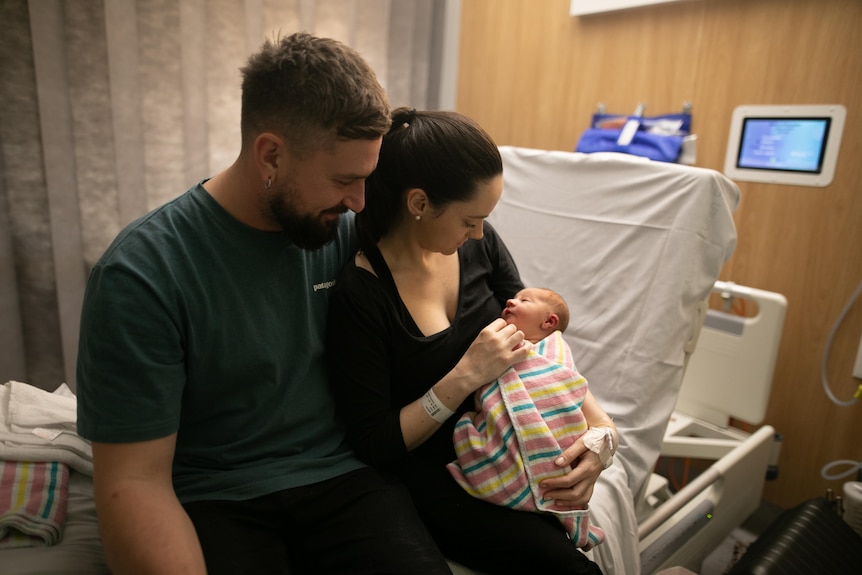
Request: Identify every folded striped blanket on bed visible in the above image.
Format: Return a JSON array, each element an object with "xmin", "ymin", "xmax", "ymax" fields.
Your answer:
[
  {"xmin": 447, "ymin": 330, "xmax": 605, "ymax": 550},
  {"xmin": 0, "ymin": 460, "xmax": 70, "ymax": 548}
]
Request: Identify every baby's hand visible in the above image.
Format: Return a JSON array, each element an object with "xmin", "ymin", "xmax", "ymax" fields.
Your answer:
[{"xmin": 511, "ymin": 340, "xmax": 527, "ymax": 351}]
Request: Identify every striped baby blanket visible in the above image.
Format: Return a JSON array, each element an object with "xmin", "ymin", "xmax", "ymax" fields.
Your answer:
[
  {"xmin": 0, "ymin": 460, "xmax": 71, "ymax": 548},
  {"xmin": 448, "ymin": 330, "xmax": 605, "ymax": 550}
]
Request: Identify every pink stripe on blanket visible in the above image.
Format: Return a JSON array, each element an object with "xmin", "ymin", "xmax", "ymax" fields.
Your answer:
[
  {"xmin": 24, "ymin": 462, "xmax": 47, "ymax": 516},
  {"xmin": 0, "ymin": 461, "xmax": 17, "ymax": 496}
]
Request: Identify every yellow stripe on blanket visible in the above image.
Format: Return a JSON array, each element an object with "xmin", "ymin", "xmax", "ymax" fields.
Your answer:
[
  {"xmin": 14, "ymin": 462, "xmax": 31, "ymax": 509},
  {"xmin": 501, "ymin": 378, "xmax": 586, "ymax": 400},
  {"xmin": 458, "ymin": 457, "xmax": 527, "ymax": 500}
]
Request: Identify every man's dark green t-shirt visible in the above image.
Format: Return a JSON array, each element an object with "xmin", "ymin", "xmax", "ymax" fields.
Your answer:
[{"xmin": 77, "ymin": 183, "xmax": 364, "ymax": 502}]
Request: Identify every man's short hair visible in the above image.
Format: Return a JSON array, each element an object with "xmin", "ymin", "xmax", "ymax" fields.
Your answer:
[{"xmin": 240, "ymin": 32, "xmax": 391, "ymax": 154}]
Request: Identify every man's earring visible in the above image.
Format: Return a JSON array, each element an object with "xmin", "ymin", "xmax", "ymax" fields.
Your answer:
[{"xmin": 265, "ymin": 177, "xmax": 272, "ymax": 190}]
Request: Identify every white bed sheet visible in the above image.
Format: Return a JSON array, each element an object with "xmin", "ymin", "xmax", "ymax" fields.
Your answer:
[{"xmin": 487, "ymin": 146, "xmax": 739, "ymax": 574}]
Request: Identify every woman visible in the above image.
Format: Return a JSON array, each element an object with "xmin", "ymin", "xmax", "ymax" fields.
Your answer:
[{"xmin": 326, "ymin": 108, "xmax": 612, "ymax": 574}]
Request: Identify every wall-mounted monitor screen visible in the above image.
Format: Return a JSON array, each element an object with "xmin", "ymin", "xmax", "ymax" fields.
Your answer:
[
  {"xmin": 737, "ymin": 117, "xmax": 830, "ymax": 173},
  {"xmin": 724, "ymin": 105, "xmax": 846, "ymax": 187}
]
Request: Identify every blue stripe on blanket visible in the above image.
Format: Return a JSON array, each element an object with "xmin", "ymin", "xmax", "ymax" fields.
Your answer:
[
  {"xmin": 527, "ymin": 449, "xmax": 562, "ymax": 462},
  {"xmin": 517, "ymin": 363, "xmax": 560, "ymax": 379},
  {"xmin": 541, "ymin": 404, "xmax": 583, "ymax": 418},
  {"xmin": 505, "ymin": 485, "xmax": 533, "ymax": 508},
  {"xmin": 460, "ymin": 426, "xmax": 517, "ymax": 474},
  {"xmin": 44, "ymin": 462, "xmax": 58, "ymax": 519},
  {"xmin": 479, "ymin": 382, "xmax": 499, "ymax": 403}
]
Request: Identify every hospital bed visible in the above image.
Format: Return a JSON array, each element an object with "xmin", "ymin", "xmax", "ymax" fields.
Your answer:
[{"xmin": 2, "ymin": 146, "xmax": 781, "ymax": 574}]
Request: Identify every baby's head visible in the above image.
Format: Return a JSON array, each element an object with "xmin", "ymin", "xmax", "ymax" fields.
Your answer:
[{"xmin": 501, "ymin": 287, "xmax": 569, "ymax": 343}]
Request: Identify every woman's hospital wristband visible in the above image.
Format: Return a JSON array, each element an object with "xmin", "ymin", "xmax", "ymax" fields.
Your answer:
[
  {"xmin": 583, "ymin": 426, "xmax": 615, "ymax": 469},
  {"xmin": 421, "ymin": 389, "xmax": 455, "ymax": 423}
]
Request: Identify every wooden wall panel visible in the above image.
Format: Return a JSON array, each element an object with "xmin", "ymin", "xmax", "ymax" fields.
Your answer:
[{"xmin": 457, "ymin": 0, "xmax": 862, "ymax": 508}]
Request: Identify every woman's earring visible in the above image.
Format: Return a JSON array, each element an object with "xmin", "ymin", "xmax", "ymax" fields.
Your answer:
[
  {"xmin": 415, "ymin": 215, "xmax": 421, "ymax": 221},
  {"xmin": 265, "ymin": 177, "xmax": 272, "ymax": 190}
]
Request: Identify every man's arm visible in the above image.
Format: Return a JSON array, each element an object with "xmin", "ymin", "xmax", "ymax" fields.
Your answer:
[{"xmin": 92, "ymin": 434, "xmax": 207, "ymax": 574}]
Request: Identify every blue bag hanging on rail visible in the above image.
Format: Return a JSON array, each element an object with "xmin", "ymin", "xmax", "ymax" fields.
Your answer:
[{"xmin": 576, "ymin": 111, "xmax": 692, "ymax": 163}]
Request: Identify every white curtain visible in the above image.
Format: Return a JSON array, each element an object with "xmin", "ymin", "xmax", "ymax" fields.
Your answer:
[{"xmin": 0, "ymin": 0, "xmax": 457, "ymax": 391}]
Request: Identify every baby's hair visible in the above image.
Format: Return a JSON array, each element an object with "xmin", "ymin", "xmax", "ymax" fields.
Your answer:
[{"xmin": 538, "ymin": 288, "xmax": 570, "ymax": 333}]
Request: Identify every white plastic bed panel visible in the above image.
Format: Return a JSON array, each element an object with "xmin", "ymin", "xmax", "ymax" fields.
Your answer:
[{"xmin": 673, "ymin": 281, "xmax": 787, "ymax": 428}]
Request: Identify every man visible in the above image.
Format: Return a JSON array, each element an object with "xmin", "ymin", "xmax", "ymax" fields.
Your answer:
[{"xmin": 77, "ymin": 32, "xmax": 451, "ymax": 574}]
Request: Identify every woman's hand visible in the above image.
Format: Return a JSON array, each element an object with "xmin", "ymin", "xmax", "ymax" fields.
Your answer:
[
  {"xmin": 539, "ymin": 438, "xmax": 604, "ymax": 510},
  {"xmin": 541, "ymin": 391, "xmax": 617, "ymax": 509},
  {"xmin": 402, "ymin": 318, "xmax": 530, "ymax": 450},
  {"xmin": 456, "ymin": 318, "xmax": 530, "ymax": 393}
]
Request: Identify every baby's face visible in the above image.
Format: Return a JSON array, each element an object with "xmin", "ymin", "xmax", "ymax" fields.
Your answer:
[{"xmin": 501, "ymin": 288, "xmax": 552, "ymax": 342}]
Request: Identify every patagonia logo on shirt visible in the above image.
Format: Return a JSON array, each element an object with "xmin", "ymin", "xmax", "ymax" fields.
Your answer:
[{"xmin": 313, "ymin": 280, "xmax": 336, "ymax": 292}]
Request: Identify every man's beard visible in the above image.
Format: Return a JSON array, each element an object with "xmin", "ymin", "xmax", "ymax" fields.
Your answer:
[{"xmin": 266, "ymin": 180, "xmax": 346, "ymax": 250}]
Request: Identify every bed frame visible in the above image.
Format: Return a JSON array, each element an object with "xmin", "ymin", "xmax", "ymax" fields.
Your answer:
[{"xmin": 638, "ymin": 282, "xmax": 786, "ymax": 573}]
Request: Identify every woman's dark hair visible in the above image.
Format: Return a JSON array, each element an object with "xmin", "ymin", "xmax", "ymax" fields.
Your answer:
[{"xmin": 357, "ymin": 107, "xmax": 502, "ymax": 250}]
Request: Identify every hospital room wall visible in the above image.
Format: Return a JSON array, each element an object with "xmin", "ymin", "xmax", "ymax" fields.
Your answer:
[{"xmin": 455, "ymin": 0, "xmax": 862, "ymax": 509}]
